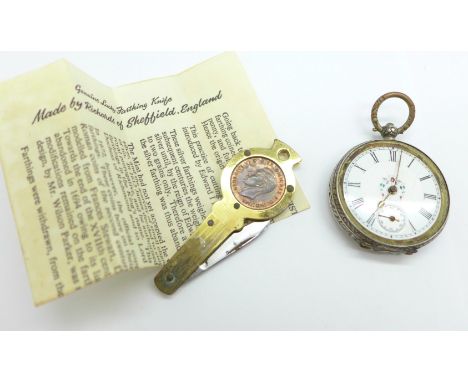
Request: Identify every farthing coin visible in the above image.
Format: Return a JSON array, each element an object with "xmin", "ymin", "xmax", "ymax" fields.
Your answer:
[{"xmin": 231, "ymin": 157, "xmax": 286, "ymax": 210}]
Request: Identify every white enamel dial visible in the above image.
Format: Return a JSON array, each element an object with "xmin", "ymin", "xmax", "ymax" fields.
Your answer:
[{"xmin": 343, "ymin": 146, "xmax": 442, "ymax": 240}]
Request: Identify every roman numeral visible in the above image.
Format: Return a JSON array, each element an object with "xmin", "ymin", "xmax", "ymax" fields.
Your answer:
[
  {"xmin": 420, "ymin": 175, "xmax": 432, "ymax": 182},
  {"xmin": 407, "ymin": 158, "xmax": 415, "ymax": 168},
  {"xmin": 351, "ymin": 197, "xmax": 364, "ymax": 209},
  {"xmin": 419, "ymin": 208, "xmax": 433, "ymax": 220},
  {"xmin": 354, "ymin": 164, "xmax": 366, "ymax": 172},
  {"xmin": 370, "ymin": 151, "xmax": 379, "ymax": 163},
  {"xmin": 347, "ymin": 182, "xmax": 361, "ymax": 187},
  {"xmin": 366, "ymin": 213, "xmax": 376, "ymax": 227},
  {"xmin": 409, "ymin": 220, "xmax": 416, "ymax": 233},
  {"xmin": 389, "ymin": 149, "xmax": 397, "ymax": 162},
  {"xmin": 424, "ymin": 193, "xmax": 437, "ymax": 200}
]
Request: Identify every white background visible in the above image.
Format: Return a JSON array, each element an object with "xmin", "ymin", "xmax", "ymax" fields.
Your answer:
[{"xmin": 1, "ymin": 52, "xmax": 468, "ymax": 330}]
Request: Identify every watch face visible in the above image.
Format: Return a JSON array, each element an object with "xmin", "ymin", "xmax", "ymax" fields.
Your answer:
[{"xmin": 341, "ymin": 143, "xmax": 445, "ymax": 241}]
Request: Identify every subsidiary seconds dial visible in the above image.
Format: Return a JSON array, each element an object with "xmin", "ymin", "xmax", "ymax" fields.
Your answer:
[{"xmin": 343, "ymin": 146, "xmax": 442, "ymax": 240}]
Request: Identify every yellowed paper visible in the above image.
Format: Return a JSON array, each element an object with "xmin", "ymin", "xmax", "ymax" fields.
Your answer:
[{"xmin": 0, "ymin": 53, "xmax": 309, "ymax": 305}]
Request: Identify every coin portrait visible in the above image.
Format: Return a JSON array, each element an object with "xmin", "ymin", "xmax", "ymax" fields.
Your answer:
[{"xmin": 230, "ymin": 156, "xmax": 286, "ymax": 209}]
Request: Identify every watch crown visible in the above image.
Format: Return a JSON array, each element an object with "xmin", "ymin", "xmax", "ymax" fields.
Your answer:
[{"xmin": 381, "ymin": 123, "xmax": 400, "ymax": 139}]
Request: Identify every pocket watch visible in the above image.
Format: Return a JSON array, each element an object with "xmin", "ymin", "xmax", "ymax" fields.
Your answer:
[{"xmin": 329, "ymin": 92, "xmax": 449, "ymax": 254}]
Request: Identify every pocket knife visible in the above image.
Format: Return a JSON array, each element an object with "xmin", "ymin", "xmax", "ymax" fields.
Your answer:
[{"xmin": 154, "ymin": 139, "xmax": 301, "ymax": 294}]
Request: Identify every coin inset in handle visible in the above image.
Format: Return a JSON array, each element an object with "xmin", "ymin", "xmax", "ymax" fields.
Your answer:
[{"xmin": 231, "ymin": 157, "xmax": 286, "ymax": 210}]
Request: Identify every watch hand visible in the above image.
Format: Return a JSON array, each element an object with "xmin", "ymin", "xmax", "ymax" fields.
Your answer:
[
  {"xmin": 394, "ymin": 149, "xmax": 403, "ymax": 184},
  {"xmin": 368, "ymin": 193, "xmax": 390, "ymax": 222},
  {"xmin": 372, "ymin": 151, "xmax": 402, "ymax": 217},
  {"xmin": 385, "ymin": 150, "xmax": 402, "ymax": 196},
  {"xmin": 377, "ymin": 192, "xmax": 390, "ymax": 209},
  {"xmin": 378, "ymin": 214, "xmax": 400, "ymax": 222}
]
